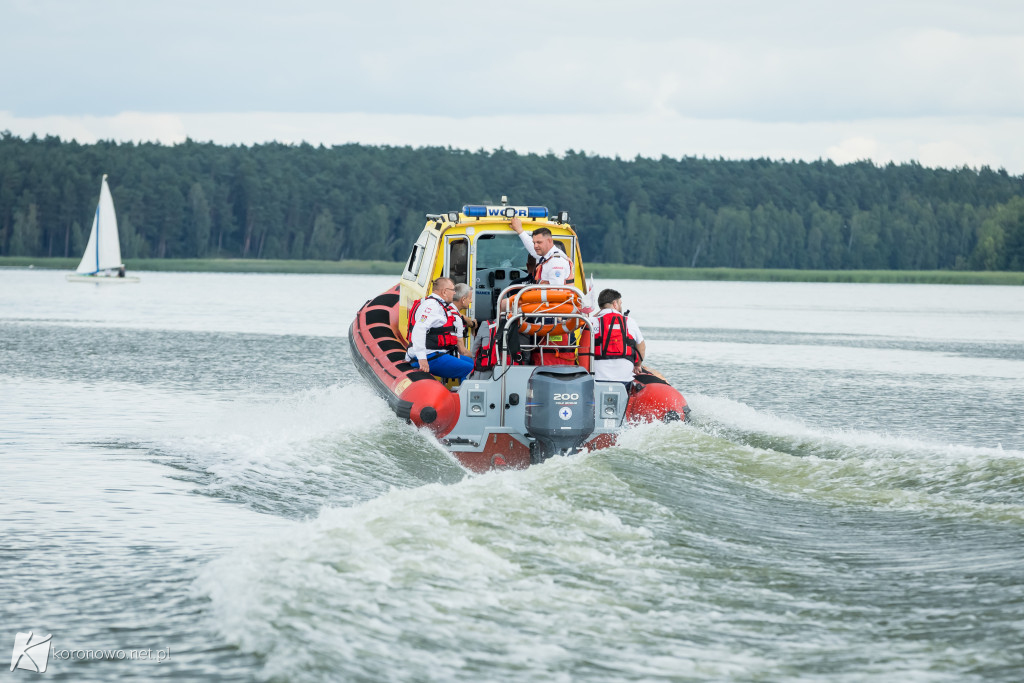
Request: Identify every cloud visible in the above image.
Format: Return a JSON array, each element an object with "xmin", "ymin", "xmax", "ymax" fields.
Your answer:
[
  {"xmin": 826, "ymin": 137, "xmax": 885, "ymax": 165},
  {"xmin": 2, "ymin": 1, "xmax": 1023, "ymax": 171},
  {"xmin": 0, "ymin": 111, "xmax": 188, "ymax": 145},
  {"xmin": 3, "ymin": 1, "xmax": 1024, "ymax": 122}
]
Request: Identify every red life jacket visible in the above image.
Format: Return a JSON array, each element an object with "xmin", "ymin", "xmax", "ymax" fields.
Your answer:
[
  {"xmin": 475, "ymin": 320, "xmax": 500, "ymax": 371},
  {"xmin": 534, "ymin": 249, "xmax": 575, "ymax": 284},
  {"xmin": 475, "ymin": 320, "xmax": 524, "ymax": 370},
  {"xmin": 593, "ymin": 310, "xmax": 640, "ymax": 362},
  {"xmin": 408, "ymin": 295, "xmax": 460, "ymax": 353}
]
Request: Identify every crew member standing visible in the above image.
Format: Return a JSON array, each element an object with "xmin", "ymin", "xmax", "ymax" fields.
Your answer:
[
  {"xmin": 510, "ymin": 217, "xmax": 573, "ymax": 285},
  {"xmin": 589, "ymin": 288, "xmax": 646, "ymax": 386},
  {"xmin": 406, "ymin": 277, "xmax": 474, "ymax": 381}
]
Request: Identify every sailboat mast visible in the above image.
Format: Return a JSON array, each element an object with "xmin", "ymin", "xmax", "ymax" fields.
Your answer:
[
  {"xmin": 96, "ymin": 173, "xmax": 106, "ymax": 274},
  {"xmin": 95, "ymin": 203, "xmax": 101, "ymax": 274}
]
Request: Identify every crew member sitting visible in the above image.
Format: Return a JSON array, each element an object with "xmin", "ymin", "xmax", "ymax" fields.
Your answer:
[
  {"xmin": 452, "ymin": 282, "xmax": 477, "ymax": 351},
  {"xmin": 589, "ymin": 288, "xmax": 647, "ymax": 387},
  {"xmin": 509, "ymin": 254, "xmax": 537, "ymax": 286},
  {"xmin": 510, "ymin": 217, "xmax": 573, "ymax": 285},
  {"xmin": 406, "ymin": 277, "xmax": 474, "ymax": 381}
]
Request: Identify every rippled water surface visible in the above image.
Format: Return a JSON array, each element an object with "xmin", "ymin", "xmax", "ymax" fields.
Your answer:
[{"xmin": 2, "ymin": 269, "xmax": 1023, "ymax": 681}]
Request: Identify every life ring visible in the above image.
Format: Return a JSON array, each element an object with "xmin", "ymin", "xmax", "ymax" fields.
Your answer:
[
  {"xmin": 513, "ymin": 288, "xmax": 582, "ymax": 317},
  {"xmin": 511, "ymin": 288, "xmax": 583, "ymax": 336},
  {"xmin": 516, "ymin": 288, "xmax": 579, "ymax": 306},
  {"xmin": 517, "ymin": 316, "xmax": 584, "ymax": 337},
  {"xmin": 518, "ymin": 300, "xmax": 578, "ymax": 316}
]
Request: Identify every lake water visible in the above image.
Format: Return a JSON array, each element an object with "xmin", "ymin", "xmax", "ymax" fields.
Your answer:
[{"xmin": 2, "ymin": 269, "xmax": 1023, "ymax": 681}]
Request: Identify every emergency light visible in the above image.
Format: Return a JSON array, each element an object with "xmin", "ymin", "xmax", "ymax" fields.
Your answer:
[
  {"xmin": 462, "ymin": 205, "xmax": 549, "ymax": 219},
  {"xmin": 425, "ymin": 211, "xmax": 463, "ymax": 224}
]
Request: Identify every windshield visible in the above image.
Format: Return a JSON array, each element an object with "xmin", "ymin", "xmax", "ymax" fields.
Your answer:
[{"xmin": 474, "ymin": 233, "xmax": 530, "ymax": 270}]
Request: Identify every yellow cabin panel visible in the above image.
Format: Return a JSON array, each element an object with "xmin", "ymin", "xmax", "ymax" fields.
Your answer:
[{"xmin": 398, "ymin": 206, "xmax": 587, "ymax": 343}]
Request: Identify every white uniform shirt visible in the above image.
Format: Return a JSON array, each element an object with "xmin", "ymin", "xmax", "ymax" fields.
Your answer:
[
  {"xmin": 517, "ymin": 232, "xmax": 573, "ymax": 285},
  {"xmin": 407, "ymin": 295, "xmax": 460, "ymax": 362},
  {"xmin": 588, "ymin": 308, "xmax": 644, "ymax": 383}
]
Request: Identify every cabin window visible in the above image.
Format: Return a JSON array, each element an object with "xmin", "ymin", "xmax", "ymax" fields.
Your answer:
[
  {"xmin": 472, "ymin": 232, "xmax": 529, "ymax": 322},
  {"xmin": 475, "ymin": 233, "xmax": 529, "ymax": 271},
  {"xmin": 417, "ymin": 232, "xmax": 438, "ymax": 286},
  {"xmin": 447, "ymin": 238, "xmax": 468, "ymax": 285},
  {"xmin": 403, "ymin": 244, "xmax": 423, "ymax": 281}
]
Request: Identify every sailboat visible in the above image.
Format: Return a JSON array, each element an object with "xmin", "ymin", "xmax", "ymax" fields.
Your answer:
[{"xmin": 67, "ymin": 175, "xmax": 139, "ymax": 283}]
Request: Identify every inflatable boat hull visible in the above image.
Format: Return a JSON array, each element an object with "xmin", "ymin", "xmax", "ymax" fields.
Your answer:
[{"xmin": 350, "ymin": 285, "xmax": 690, "ymax": 472}]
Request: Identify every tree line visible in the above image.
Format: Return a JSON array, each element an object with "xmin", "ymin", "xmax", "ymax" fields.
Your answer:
[{"xmin": 2, "ymin": 131, "xmax": 1023, "ymax": 271}]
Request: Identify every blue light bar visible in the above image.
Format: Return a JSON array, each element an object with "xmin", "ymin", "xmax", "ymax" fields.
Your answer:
[{"xmin": 460, "ymin": 205, "xmax": 549, "ymax": 218}]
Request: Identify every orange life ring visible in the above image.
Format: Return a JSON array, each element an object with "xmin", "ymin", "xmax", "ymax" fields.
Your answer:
[
  {"xmin": 518, "ymin": 316, "xmax": 584, "ymax": 336},
  {"xmin": 509, "ymin": 287, "xmax": 584, "ymax": 336},
  {"xmin": 519, "ymin": 300, "xmax": 577, "ymax": 316},
  {"xmin": 516, "ymin": 288, "xmax": 579, "ymax": 305}
]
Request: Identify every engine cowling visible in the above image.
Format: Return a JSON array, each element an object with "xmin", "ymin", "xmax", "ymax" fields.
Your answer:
[{"xmin": 525, "ymin": 366, "xmax": 595, "ymax": 463}]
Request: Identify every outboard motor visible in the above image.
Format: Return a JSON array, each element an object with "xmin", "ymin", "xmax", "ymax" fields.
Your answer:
[{"xmin": 525, "ymin": 366, "xmax": 595, "ymax": 464}]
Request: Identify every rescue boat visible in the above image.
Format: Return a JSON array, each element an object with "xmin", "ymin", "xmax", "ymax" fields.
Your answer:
[{"xmin": 349, "ymin": 201, "xmax": 690, "ymax": 472}]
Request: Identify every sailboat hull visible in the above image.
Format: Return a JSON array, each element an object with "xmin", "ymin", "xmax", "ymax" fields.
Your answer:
[{"xmin": 66, "ymin": 274, "xmax": 140, "ymax": 283}]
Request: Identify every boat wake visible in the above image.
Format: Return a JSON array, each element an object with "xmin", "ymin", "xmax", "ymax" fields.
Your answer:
[
  {"xmin": 671, "ymin": 393, "xmax": 1024, "ymax": 522},
  {"xmin": 147, "ymin": 383, "xmax": 465, "ymax": 519},
  {"xmin": 194, "ymin": 399, "xmax": 1024, "ymax": 681},
  {"xmin": 117, "ymin": 369, "xmax": 1023, "ymax": 682}
]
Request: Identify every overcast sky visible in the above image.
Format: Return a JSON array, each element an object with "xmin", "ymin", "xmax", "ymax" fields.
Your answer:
[{"xmin": 3, "ymin": 0, "xmax": 1023, "ymax": 171}]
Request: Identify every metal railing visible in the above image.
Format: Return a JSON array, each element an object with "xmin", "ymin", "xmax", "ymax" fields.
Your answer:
[{"xmin": 492, "ymin": 284, "xmax": 594, "ymax": 368}]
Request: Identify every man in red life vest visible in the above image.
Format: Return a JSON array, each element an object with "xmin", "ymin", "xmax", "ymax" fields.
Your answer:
[
  {"xmin": 510, "ymin": 217, "xmax": 573, "ymax": 285},
  {"xmin": 406, "ymin": 277, "xmax": 474, "ymax": 381},
  {"xmin": 589, "ymin": 288, "xmax": 647, "ymax": 386}
]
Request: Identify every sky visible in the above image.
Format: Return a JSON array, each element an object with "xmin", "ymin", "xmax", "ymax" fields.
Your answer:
[{"xmin": 2, "ymin": 0, "xmax": 1024, "ymax": 172}]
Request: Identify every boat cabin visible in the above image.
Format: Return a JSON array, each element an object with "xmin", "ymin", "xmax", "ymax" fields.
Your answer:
[{"xmin": 398, "ymin": 203, "xmax": 588, "ymax": 343}]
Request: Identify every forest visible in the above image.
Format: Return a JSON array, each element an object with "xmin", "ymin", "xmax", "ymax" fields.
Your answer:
[{"xmin": 2, "ymin": 131, "xmax": 1023, "ymax": 271}]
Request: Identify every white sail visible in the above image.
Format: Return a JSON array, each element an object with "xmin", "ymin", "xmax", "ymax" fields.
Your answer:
[{"xmin": 75, "ymin": 175, "xmax": 123, "ymax": 274}]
